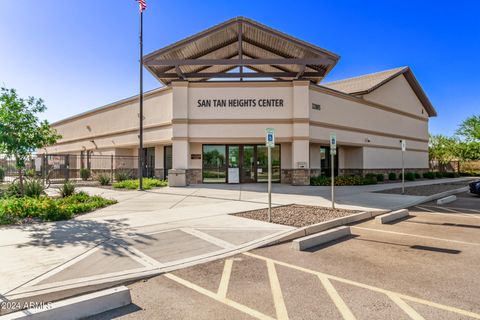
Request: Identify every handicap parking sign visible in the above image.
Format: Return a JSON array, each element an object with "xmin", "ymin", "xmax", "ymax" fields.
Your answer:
[{"xmin": 265, "ymin": 128, "xmax": 275, "ymax": 147}]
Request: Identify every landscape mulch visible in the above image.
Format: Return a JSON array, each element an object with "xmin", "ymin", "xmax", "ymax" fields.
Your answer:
[{"xmin": 234, "ymin": 204, "xmax": 360, "ymax": 227}]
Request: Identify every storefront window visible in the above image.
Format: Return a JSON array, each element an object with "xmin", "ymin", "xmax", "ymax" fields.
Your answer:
[
  {"xmin": 202, "ymin": 145, "xmax": 226, "ymax": 183},
  {"xmin": 256, "ymin": 145, "xmax": 280, "ymax": 182}
]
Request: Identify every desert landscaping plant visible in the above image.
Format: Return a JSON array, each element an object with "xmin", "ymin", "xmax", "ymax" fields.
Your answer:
[
  {"xmin": 388, "ymin": 172, "xmax": 397, "ymax": 180},
  {"xmin": 58, "ymin": 181, "xmax": 76, "ymax": 198},
  {"xmin": 80, "ymin": 168, "xmax": 91, "ymax": 181},
  {"xmin": 97, "ymin": 174, "xmax": 111, "ymax": 186}
]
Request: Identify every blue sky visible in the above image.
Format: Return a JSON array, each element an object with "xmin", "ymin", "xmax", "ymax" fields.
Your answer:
[{"xmin": 1, "ymin": 1, "xmax": 478, "ymax": 136}]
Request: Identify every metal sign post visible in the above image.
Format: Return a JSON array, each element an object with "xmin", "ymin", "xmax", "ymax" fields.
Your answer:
[
  {"xmin": 401, "ymin": 140, "xmax": 406, "ymax": 194},
  {"xmin": 266, "ymin": 128, "xmax": 275, "ymax": 222},
  {"xmin": 330, "ymin": 133, "xmax": 337, "ymax": 209}
]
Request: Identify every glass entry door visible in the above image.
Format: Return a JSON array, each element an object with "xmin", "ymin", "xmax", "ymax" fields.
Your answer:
[
  {"xmin": 241, "ymin": 145, "xmax": 256, "ymax": 183},
  {"xmin": 320, "ymin": 147, "xmax": 338, "ymax": 176}
]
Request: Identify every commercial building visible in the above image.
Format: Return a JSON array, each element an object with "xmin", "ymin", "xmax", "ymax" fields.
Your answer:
[{"xmin": 42, "ymin": 17, "xmax": 436, "ymax": 186}]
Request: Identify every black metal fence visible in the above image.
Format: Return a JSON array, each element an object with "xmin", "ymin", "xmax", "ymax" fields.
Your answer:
[{"xmin": 0, "ymin": 154, "xmax": 156, "ymax": 184}]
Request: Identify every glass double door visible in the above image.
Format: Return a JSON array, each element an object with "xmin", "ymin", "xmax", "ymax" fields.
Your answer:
[
  {"xmin": 227, "ymin": 145, "xmax": 256, "ymax": 183},
  {"xmin": 226, "ymin": 145, "xmax": 280, "ymax": 183}
]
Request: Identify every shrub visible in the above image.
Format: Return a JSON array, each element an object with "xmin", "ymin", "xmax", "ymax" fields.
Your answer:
[
  {"xmin": 24, "ymin": 179, "xmax": 45, "ymax": 197},
  {"xmin": 443, "ymin": 172, "xmax": 460, "ymax": 178},
  {"xmin": 113, "ymin": 178, "xmax": 168, "ymax": 190},
  {"xmin": 423, "ymin": 172, "xmax": 435, "ymax": 179},
  {"xmin": 405, "ymin": 172, "xmax": 416, "ymax": 181},
  {"xmin": 363, "ymin": 176, "xmax": 377, "ymax": 185},
  {"xmin": 97, "ymin": 174, "xmax": 111, "ymax": 186},
  {"xmin": 115, "ymin": 170, "xmax": 131, "ymax": 182},
  {"xmin": 58, "ymin": 181, "xmax": 76, "ymax": 198},
  {"xmin": 414, "ymin": 172, "xmax": 421, "ymax": 179},
  {"xmin": 310, "ymin": 175, "xmax": 330, "ymax": 186},
  {"xmin": 0, "ymin": 192, "xmax": 117, "ymax": 224},
  {"xmin": 376, "ymin": 174, "xmax": 385, "ymax": 182},
  {"xmin": 388, "ymin": 172, "xmax": 397, "ymax": 180},
  {"xmin": 0, "ymin": 167, "xmax": 5, "ymax": 182},
  {"xmin": 25, "ymin": 169, "xmax": 35, "ymax": 178},
  {"xmin": 5, "ymin": 182, "xmax": 22, "ymax": 197},
  {"xmin": 335, "ymin": 175, "xmax": 364, "ymax": 186},
  {"xmin": 80, "ymin": 168, "xmax": 91, "ymax": 181},
  {"xmin": 435, "ymin": 171, "xmax": 443, "ymax": 178}
]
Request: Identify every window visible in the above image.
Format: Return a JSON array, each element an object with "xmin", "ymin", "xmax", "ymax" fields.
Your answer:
[{"xmin": 202, "ymin": 145, "xmax": 226, "ymax": 183}]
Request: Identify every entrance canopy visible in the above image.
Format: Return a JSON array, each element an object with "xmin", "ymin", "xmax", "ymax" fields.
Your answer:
[{"xmin": 143, "ymin": 17, "xmax": 340, "ymax": 85}]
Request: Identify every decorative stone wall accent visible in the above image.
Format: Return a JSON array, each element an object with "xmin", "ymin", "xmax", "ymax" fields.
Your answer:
[
  {"xmin": 281, "ymin": 169, "xmax": 293, "ymax": 184},
  {"xmin": 292, "ymin": 169, "xmax": 310, "ymax": 186},
  {"xmin": 186, "ymin": 169, "xmax": 202, "ymax": 185},
  {"xmin": 339, "ymin": 168, "xmax": 430, "ymax": 177}
]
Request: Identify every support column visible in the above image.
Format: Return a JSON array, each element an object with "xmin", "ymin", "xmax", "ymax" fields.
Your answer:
[
  {"xmin": 291, "ymin": 80, "xmax": 311, "ymax": 185},
  {"xmin": 170, "ymin": 81, "xmax": 189, "ymax": 186}
]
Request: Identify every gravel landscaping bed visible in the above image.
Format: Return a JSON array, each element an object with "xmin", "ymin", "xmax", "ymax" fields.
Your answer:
[
  {"xmin": 233, "ymin": 204, "xmax": 360, "ymax": 227},
  {"xmin": 375, "ymin": 181, "xmax": 473, "ymax": 196}
]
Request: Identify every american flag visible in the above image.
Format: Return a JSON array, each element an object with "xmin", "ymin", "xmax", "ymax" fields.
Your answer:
[{"xmin": 136, "ymin": 0, "xmax": 147, "ymax": 12}]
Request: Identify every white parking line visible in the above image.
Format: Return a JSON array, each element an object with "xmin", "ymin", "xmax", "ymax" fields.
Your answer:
[
  {"xmin": 352, "ymin": 226, "xmax": 480, "ymax": 246},
  {"xmin": 319, "ymin": 275, "xmax": 356, "ymax": 320},
  {"xmin": 420, "ymin": 204, "xmax": 480, "ymax": 213},
  {"xmin": 267, "ymin": 260, "xmax": 290, "ymax": 320},
  {"xmin": 217, "ymin": 259, "xmax": 233, "ymax": 298},
  {"xmin": 387, "ymin": 293, "xmax": 425, "ymax": 320}
]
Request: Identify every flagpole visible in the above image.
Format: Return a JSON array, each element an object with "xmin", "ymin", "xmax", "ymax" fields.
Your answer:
[{"xmin": 138, "ymin": 10, "xmax": 144, "ymax": 191}]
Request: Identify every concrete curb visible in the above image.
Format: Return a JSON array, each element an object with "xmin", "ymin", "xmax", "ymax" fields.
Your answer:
[
  {"xmin": 1, "ymin": 286, "xmax": 131, "ymax": 320},
  {"xmin": 437, "ymin": 195, "xmax": 457, "ymax": 205},
  {"xmin": 268, "ymin": 210, "xmax": 387, "ymax": 245},
  {"xmin": 375, "ymin": 209, "xmax": 409, "ymax": 224},
  {"xmin": 292, "ymin": 226, "xmax": 351, "ymax": 251},
  {"xmin": 389, "ymin": 186, "xmax": 469, "ymax": 211}
]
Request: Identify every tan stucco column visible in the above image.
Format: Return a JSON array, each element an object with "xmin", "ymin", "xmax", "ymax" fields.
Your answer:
[
  {"xmin": 170, "ymin": 81, "xmax": 189, "ymax": 186},
  {"xmin": 291, "ymin": 80, "xmax": 311, "ymax": 185}
]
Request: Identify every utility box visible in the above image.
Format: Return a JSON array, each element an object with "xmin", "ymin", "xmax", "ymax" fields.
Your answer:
[{"xmin": 168, "ymin": 169, "xmax": 186, "ymax": 187}]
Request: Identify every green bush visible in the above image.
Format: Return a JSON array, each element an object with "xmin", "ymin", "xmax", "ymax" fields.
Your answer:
[
  {"xmin": 310, "ymin": 175, "xmax": 369, "ymax": 186},
  {"xmin": 25, "ymin": 169, "xmax": 35, "ymax": 178},
  {"xmin": 114, "ymin": 170, "xmax": 131, "ymax": 182},
  {"xmin": 24, "ymin": 179, "xmax": 45, "ymax": 197},
  {"xmin": 405, "ymin": 172, "xmax": 416, "ymax": 181},
  {"xmin": 376, "ymin": 174, "xmax": 385, "ymax": 182},
  {"xmin": 58, "ymin": 181, "xmax": 76, "ymax": 198},
  {"xmin": 97, "ymin": 174, "xmax": 111, "ymax": 186},
  {"xmin": 414, "ymin": 172, "xmax": 421, "ymax": 179},
  {"xmin": 443, "ymin": 172, "xmax": 460, "ymax": 178},
  {"xmin": 459, "ymin": 170, "xmax": 480, "ymax": 176},
  {"xmin": 363, "ymin": 176, "xmax": 378, "ymax": 185},
  {"xmin": 0, "ymin": 167, "xmax": 5, "ymax": 182},
  {"xmin": 80, "ymin": 168, "xmax": 91, "ymax": 181},
  {"xmin": 388, "ymin": 172, "xmax": 397, "ymax": 180},
  {"xmin": 113, "ymin": 178, "xmax": 168, "ymax": 190},
  {"xmin": 310, "ymin": 176, "xmax": 330, "ymax": 186},
  {"xmin": 435, "ymin": 171, "xmax": 443, "ymax": 178},
  {"xmin": 4, "ymin": 182, "xmax": 22, "ymax": 198},
  {"xmin": 423, "ymin": 172, "xmax": 435, "ymax": 179},
  {"xmin": 0, "ymin": 192, "xmax": 117, "ymax": 224}
]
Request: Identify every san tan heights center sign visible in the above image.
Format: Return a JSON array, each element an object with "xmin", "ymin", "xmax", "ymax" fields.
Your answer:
[{"xmin": 196, "ymin": 99, "xmax": 284, "ymax": 108}]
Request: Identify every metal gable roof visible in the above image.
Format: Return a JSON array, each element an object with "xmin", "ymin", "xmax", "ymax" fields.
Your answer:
[{"xmin": 143, "ymin": 17, "xmax": 340, "ymax": 85}]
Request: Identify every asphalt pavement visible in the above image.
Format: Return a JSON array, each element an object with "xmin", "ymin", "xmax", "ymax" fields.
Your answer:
[{"xmin": 91, "ymin": 191, "xmax": 480, "ymax": 320}]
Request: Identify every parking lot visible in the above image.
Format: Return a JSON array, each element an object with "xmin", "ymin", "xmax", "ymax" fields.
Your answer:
[{"xmin": 92, "ymin": 192, "xmax": 480, "ymax": 320}]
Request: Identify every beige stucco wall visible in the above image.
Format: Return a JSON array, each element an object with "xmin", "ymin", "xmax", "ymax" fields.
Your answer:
[
  {"xmin": 44, "ymin": 79, "xmax": 432, "ymax": 172},
  {"xmin": 363, "ymin": 147, "xmax": 429, "ymax": 169},
  {"xmin": 362, "ymin": 75, "xmax": 428, "ymax": 119}
]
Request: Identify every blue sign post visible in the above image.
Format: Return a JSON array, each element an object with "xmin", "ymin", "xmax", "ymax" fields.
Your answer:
[{"xmin": 266, "ymin": 128, "xmax": 275, "ymax": 222}]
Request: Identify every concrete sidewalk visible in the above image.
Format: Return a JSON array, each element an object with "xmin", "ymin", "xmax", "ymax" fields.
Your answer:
[{"xmin": 0, "ymin": 177, "xmax": 471, "ymax": 311}]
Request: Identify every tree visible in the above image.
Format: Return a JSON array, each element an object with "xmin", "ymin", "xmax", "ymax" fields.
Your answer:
[
  {"xmin": 456, "ymin": 114, "xmax": 480, "ymax": 142},
  {"xmin": 428, "ymin": 134, "xmax": 458, "ymax": 164},
  {"xmin": 0, "ymin": 87, "xmax": 61, "ymax": 194}
]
